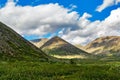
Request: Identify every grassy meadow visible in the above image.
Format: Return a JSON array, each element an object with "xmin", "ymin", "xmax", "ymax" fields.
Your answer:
[{"xmin": 0, "ymin": 60, "xmax": 120, "ymax": 80}]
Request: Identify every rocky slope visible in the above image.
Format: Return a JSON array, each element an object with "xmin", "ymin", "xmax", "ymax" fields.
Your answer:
[{"xmin": 85, "ymin": 36, "xmax": 120, "ymax": 56}]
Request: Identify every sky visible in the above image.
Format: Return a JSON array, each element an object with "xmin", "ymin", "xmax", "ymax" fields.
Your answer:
[{"xmin": 0, "ymin": 0, "xmax": 120, "ymax": 45}]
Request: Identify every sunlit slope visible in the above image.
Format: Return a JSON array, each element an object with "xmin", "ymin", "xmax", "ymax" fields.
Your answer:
[
  {"xmin": 85, "ymin": 36, "xmax": 120, "ymax": 57},
  {"xmin": 41, "ymin": 36, "xmax": 90, "ymax": 59}
]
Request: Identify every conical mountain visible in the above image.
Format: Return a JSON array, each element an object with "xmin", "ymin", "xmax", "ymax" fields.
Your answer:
[
  {"xmin": 0, "ymin": 22, "xmax": 49, "ymax": 61},
  {"xmin": 40, "ymin": 36, "xmax": 90, "ymax": 59},
  {"xmin": 30, "ymin": 38, "xmax": 48, "ymax": 48},
  {"xmin": 85, "ymin": 36, "xmax": 120, "ymax": 57}
]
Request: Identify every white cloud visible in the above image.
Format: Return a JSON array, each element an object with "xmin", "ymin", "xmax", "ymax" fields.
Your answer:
[
  {"xmin": 0, "ymin": 1, "xmax": 79, "ymax": 36},
  {"xmin": 116, "ymin": 0, "xmax": 120, "ymax": 4},
  {"xmin": 69, "ymin": 4, "xmax": 77, "ymax": 10},
  {"xmin": 96, "ymin": 0, "xmax": 120, "ymax": 12},
  {"xmin": 96, "ymin": 0, "xmax": 114, "ymax": 12},
  {"xmin": 61, "ymin": 8, "xmax": 120, "ymax": 45},
  {"xmin": 101, "ymin": 8, "xmax": 120, "ymax": 33}
]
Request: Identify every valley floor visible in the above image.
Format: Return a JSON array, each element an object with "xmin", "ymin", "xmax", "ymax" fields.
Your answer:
[{"xmin": 0, "ymin": 60, "xmax": 120, "ymax": 80}]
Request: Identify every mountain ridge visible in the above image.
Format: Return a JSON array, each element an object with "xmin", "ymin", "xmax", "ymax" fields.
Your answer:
[
  {"xmin": 85, "ymin": 36, "xmax": 120, "ymax": 57},
  {"xmin": 0, "ymin": 22, "xmax": 49, "ymax": 61}
]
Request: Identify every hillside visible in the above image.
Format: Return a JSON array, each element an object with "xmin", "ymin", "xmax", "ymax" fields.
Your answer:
[
  {"xmin": 85, "ymin": 36, "xmax": 120, "ymax": 57},
  {"xmin": 0, "ymin": 22, "xmax": 49, "ymax": 61},
  {"xmin": 40, "ymin": 36, "xmax": 90, "ymax": 59},
  {"xmin": 30, "ymin": 38, "xmax": 48, "ymax": 48},
  {"xmin": 74, "ymin": 44, "xmax": 86, "ymax": 51}
]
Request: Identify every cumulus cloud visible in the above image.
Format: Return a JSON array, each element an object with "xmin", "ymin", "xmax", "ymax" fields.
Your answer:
[
  {"xmin": 0, "ymin": 1, "xmax": 79, "ymax": 36},
  {"xmin": 96, "ymin": 0, "xmax": 120, "ymax": 12},
  {"xmin": 116, "ymin": 0, "xmax": 120, "ymax": 4}
]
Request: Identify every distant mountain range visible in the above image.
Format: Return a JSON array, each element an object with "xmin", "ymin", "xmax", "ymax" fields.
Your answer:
[
  {"xmin": 85, "ymin": 36, "xmax": 120, "ymax": 57},
  {"xmin": 0, "ymin": 22, "xmax": 49, "ymax": 61},
  {"xmin": 31, "ymin": 36, "xmax": 120, "ymax": 59}
]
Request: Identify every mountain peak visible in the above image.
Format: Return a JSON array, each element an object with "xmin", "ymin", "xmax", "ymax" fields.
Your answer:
[
  {"xmin": 53, "ymin": 36, "xmax": 60, "ymax": 38},
  {"xmin": 40, "ymin": 36, "xmax": 68, "ymax": 49},
  {"xmin": 40, "ymin": 36, "xmax": 90, "ymax": 58},
  {"xmin": 51, "ymin": 36, "xmax": 64, "ymax": 41}
]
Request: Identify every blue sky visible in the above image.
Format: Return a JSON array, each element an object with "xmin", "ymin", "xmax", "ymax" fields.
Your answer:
[
  {"xmin": 1, "ymin": 0, "xmax": 119, "ymax": 21},
  {"xmin": 0, "ymin": 0, "xmax": 120, "ymax": 45}
]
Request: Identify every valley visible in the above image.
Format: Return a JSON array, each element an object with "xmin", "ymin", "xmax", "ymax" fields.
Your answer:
[
  {"xmin": 0, "ymin": 21, "xmax": 120, "ymax": 80},
  {"xmin": 0, "ymin": 60, "xmax": 120, "ymax": 80}
]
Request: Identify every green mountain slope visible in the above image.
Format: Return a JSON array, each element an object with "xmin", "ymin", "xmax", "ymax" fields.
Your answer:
[
  {"xmin": 85, "ymin": 36, "xmax": 120, "ymax": 57},
  {"xmin": 40, "ymin": 36, "xmax": 90, "ymax": 59},
  {"xmin": 0, "ymin": 22, "xmax": 49, "ymax": 61}
]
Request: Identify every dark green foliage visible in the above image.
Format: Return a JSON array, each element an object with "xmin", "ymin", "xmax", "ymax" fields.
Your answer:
[
  {"xmin": 0, "ymin": 61, "xmax": 120, "ymax": 80},
  {"xmin": 70, "ymin": 59, "xmax": 76, "ymax": 64}
]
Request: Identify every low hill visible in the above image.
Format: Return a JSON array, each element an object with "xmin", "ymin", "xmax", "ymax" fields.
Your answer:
[
  {"xmin": 40, "ymin": 36, "xmax": 90, "ymax": 59},
  {"xmin": 0, "ymin": 22, "xmax": 49, "ymax": 61},
  {"xmin": 85, "ymin": 36, "xmax": 120, "ymax": 57}
]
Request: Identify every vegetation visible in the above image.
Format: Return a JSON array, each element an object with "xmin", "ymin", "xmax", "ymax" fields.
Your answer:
[
  {"xmin": 1, "ymin": 22, "xmax": 120, "ymax": 80},
  {"xmin": 0, "ymin": 60, "xmax": 120, "ymax": 80}
]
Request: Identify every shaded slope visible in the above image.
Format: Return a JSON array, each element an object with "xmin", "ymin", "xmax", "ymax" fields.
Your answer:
[
  {"xmin": 40, "ymin": 36, "xmax": 90, "ymax": 59},
  {"xmin": 85, "ymin": 36, "xmax": 120, "ymax": 56},
  {"xmin": 0, "ymin": 22, "xmax": 49, "ymax": 60}
]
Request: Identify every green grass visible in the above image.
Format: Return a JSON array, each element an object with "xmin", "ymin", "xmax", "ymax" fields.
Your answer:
[{"xmin": 0, "ymin": 60, "xmax": 120, "ymax": 80}]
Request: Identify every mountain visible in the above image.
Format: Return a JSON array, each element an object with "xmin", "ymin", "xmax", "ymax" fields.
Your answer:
[
  {"xmin": 0, "ymin": 22, "xmax": 49, "ymax": 61},
  {"xmin": 40, "ymin": 36, "xmax": 90, "ymax": 59},
  {"xmin": 30, "ymin": 38, "xmax": 48, "ymax": 48},
  {"xmin": 85, "ymin": 36, "xmax": 120, "ymax": 57},
  {"xmin": 74, "ymin": 44, "xmax": 86, "ymax": 51}
]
